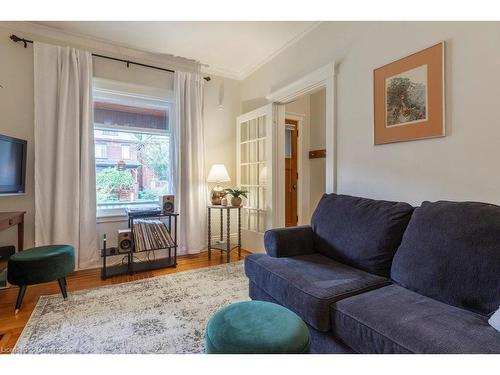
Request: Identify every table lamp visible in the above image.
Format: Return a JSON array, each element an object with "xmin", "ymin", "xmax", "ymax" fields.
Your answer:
[{"xmin": 207, "ymin": 164, "xmax": 231, "ymax": 205}]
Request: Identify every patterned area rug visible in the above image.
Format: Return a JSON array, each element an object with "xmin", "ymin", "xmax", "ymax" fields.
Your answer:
[{"xmin": 13, "ymin": 261, "xmax": 249, "ymax": 354}]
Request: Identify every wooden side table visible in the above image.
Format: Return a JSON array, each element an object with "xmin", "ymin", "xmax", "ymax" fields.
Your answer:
[
  {"xmin": 207, "ymin": 205, "xmax": 241, "ymax": 263},
  {"xmin": 0, "ymin": 211, "xmax": 25, "ymax": 251}
]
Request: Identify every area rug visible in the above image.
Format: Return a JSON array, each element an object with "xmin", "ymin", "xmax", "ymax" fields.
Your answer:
[{"xmin": 13, "ymin": 261, "xmax": 250, "ymax": 354}]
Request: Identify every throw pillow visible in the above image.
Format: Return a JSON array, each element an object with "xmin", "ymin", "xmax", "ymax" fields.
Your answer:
[{"xmin": 488, "ymin": 307, "xmax": 500, "ymax": 332}]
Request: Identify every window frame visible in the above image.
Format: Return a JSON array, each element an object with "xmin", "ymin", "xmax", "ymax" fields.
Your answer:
[
  {"xmin": 95, "ymin": 143, "xmax": 108, "ymax": 159},
  {"xmin": 121, "ymin": 144, "xmax": 131, "ymax": 160},
  {"xmin": 93, "ymin": 78, "xmax": 174, "ymax": 218}
]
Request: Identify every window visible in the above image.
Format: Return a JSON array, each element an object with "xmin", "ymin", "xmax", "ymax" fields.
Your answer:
[
  {"xmin": 121, "ymin": 145, "xmax": 131, "ymax": 160},
  {"xmin": 93, "ymin": 80, "xmax": 174, "ymax": 216},
  {"xmin": 95, "ymin": 143, "xmax": 107, "ymax": 159}
]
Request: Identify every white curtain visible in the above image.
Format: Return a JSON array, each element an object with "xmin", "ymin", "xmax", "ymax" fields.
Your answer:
[
  {"xmin": 173, "ymin": 71, "xmax": 207, "ymax": 254},
  {"xmin": 33, "ymin": 42, "xmax": 98, "ymax": 269}
]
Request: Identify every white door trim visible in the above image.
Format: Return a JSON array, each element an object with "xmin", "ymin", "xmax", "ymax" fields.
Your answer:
[
  {"xmin": 273, "ymin": 104, "xmax": 286, "ymax": 228},
  {"xmin": 236, "ymin": 105, "xmax": 271, "ymax": 124},
  {"xmin": 266, "ymin": 62, "xmax": 336, "ymax": 193}
]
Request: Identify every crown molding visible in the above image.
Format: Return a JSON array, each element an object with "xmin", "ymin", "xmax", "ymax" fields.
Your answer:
[
  {"xmin": 1, "ymin": 21, "xmax": 322, "ymax": 81},
  {"xmin": 203, "ymin": 21, "xmax": 322, "ymax": 81},
  {"xmin": 0, "ymin": 21, "xmax": 200, "ymax": 73},
  {"xmin": 237, "ymin": 21, "xmax": 323, "ymax": 81}
]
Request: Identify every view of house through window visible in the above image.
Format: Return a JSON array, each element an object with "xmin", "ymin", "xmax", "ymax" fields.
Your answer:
[{"xmin": 93, "ymin": 84, "xmax": 172, "ymax": 213}]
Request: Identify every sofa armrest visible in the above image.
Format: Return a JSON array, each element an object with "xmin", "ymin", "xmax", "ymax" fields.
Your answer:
[{"xmin": 264, "ymin": 225, "xmax": 316, "ymax": 258}]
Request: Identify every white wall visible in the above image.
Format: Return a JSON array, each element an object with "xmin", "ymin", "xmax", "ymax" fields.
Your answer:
[
  {"xmin": 0, "ymin": 23, "xmax": 240, "ymax": 256},
  {"xmin": 241, "ymin": 21, "xmax": 500, "ymax": 206},
  {"xmin": 204, "ymin": 76, "xmax": 240, "ymax": 185},
  {"xmin": 0, "ymin": 26, "xmax": 35, "ymax": 249}
]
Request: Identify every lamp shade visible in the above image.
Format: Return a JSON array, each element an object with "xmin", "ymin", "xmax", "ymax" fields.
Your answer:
[{"xmin": 207, "ymin": 164, "xmax": 231, "ymax": 183}]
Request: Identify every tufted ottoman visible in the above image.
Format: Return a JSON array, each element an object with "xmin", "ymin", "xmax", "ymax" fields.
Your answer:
[
  {"xmin": 7, "ymin": 245, "xmax": 75, "ymax": 313},
  {"xmin": 205, "ymin": 300, "xmax": 310, "ymax": 354}
]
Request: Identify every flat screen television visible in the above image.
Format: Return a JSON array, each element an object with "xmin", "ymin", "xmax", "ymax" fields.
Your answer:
[{"xmin": 0, "ymin": 134, "xmax": 27, "ymax": 195}]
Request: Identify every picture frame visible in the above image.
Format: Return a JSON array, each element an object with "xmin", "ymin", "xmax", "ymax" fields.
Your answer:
[{"xmin": 374, "ymin": 42, "xmax": 445, "ymax": 145}]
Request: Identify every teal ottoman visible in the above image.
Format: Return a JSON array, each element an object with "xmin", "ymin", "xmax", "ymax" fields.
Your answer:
[
  {"xmin": 205, "ymin": 301, "xmax": 310, "ymax": 354},
  {"xmin": 7, "ymin": 245, "xmax": 75, "ymax": 314}
]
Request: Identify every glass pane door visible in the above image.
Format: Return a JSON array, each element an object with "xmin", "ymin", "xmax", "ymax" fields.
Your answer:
[
  {"xmin": 237, "ymin": 104, "xmax": 274, "ymax": 253},
  {"xmin": 239, "ymin": 115, "xmax": 267, "ymax": 233}
]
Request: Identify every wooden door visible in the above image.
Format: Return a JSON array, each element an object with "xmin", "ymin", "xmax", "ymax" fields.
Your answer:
[{"xmin": 285, "ymin": 119, "xmax": 298, "ymax": 227}]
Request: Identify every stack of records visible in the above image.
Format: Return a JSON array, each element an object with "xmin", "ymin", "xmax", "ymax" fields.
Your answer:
[{"xmin": 133, "ymin": 219, "xmax": 175, "ymax": 251}]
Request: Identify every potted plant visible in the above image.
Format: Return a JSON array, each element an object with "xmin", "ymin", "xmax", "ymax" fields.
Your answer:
[{"xmin": 224, "ymin": 188, "xmax": 248, "ymax": 207}]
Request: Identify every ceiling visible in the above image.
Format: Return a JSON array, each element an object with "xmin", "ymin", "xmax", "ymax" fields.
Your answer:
[{"xmin": 35, "ymin": 21, "xmax": 320, "ymax": 80}]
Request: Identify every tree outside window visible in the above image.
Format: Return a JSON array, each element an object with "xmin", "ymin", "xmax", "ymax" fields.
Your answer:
[
  {"xmin": 93, "ymin": 97, "xmax": 171, "ymax": 208},
  {"xmin": 95, "ymin": 131, "xmax": 170, "ymax": 204}
]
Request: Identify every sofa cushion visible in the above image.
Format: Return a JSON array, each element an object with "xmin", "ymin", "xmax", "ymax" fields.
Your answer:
[
  {"xmin": 249, "ymin": 281, "xmax": 356, "ymax": 354},
  {"xmin": 331, "ymin": 284, "xmax": 500, "ymax": 354},
  {"xmin": 310, "ymin": 193, "xmax": 414, "ymax": 276},
  {"xmin": 391, "ymin": 200, "xmax": 500, "ymax": 316},
  {"xmin": 244, "ymin": 253, "xmax": 389, "ymax": 331}
]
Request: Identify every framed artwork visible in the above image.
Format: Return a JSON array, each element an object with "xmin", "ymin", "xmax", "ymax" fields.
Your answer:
[{"xmin": 374, "ymin": 42, "xmax": 445, "ymax": 145}]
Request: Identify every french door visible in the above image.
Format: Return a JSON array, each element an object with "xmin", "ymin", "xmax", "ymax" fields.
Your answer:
[{"xmin": 236, "ymin": 104, "xmax": 285, "ymax": 252}]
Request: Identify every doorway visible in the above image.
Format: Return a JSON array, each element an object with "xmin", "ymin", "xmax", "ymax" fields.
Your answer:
[
  {"xmin": 284, "ymin": 88, "xmax": 326, "ymax": 226},
  {"xmin": 285, "ymin": 119, "xmax": 298, "ymax": 227},
  {"xmin": 236, "ymin": 63, "xmax": 335, "ymax": 252}
]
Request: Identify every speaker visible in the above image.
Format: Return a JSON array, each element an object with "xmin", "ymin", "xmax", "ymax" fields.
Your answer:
[
  {"xmin": 118, "ymin": 229, "xmax": 132, "ymax": 253},
  {"xmin": 159, "ymin": 195, "xmax": 175, "ymax": 213}
]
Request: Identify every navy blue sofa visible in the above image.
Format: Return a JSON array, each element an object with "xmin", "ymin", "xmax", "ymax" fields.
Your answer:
[{"xmin": 244, "ymin": 193, "xmax": 500, "ymax": 353}]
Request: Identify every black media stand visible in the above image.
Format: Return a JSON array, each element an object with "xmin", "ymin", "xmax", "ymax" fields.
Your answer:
[{"xmin": 101, "ymin": 209, "xmax": 179, "ymax": 279}]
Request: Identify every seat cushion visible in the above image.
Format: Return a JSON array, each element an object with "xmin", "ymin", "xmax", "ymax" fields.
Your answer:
[
  {"xmin": 391, "ymin": 200, "xmax": 500, "ymax": 316},
  {"xmin": 244, "ymin": 253, "xmax": 389, "ymax": 331},
  {"xmin": 205, "ymin": 301, "xmax": 310, "ymax": 354},
  {"xmin": 7, "ymin": 245, "xmax": 75, "ymax": 285},
  {"xmin": 311, "ymin": 193, "xmax": 414, "ymax": 276},
  {"xmin": 331, "ymin": 284, "xmax": 500, "ymax": 354},
  {"xmin": 249, "ymin": 281, "xmax": 356, "ymax": 354}
]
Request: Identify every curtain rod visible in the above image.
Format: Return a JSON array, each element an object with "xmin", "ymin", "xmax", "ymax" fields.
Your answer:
[{"xmin": 10, "ymin": 34, "xmax": 211, "ymax": 82}]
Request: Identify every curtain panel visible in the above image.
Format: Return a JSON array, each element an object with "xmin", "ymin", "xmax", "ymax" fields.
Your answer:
[
  {"xmin": 173, "ymin": 71, "xmax": 207, "ymax": 254},
  {"xmin": 33, "ymin": 42, "xmax": 98, "ymax": 269}
]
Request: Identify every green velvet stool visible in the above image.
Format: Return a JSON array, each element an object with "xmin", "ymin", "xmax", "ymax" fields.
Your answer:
[
  {"xmin": 7, "ymin": 245, "xmax": 75, "ymax": 314},
  {"xmin": 205, "ymin": 301, "xmax": 310, "ymax": 354}
]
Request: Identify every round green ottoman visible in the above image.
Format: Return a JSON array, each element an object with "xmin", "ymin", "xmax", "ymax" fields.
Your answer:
[
  {"xmin": 205, "ymin": 301, "xmax": 310, "ymax": 354},
  {"xmin": 7, "ymin": 245, "xmax": 75, "ymax": 313}
]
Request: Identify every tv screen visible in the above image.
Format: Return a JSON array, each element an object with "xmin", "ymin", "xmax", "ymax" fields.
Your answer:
[{"xmin": 0, "ymin": 134, "xmax": 27, "ymax": 195}]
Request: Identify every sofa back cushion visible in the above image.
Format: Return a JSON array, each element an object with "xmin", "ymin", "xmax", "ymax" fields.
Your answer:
[
  {"xmin": 391, "ymin": 201, "xmax": 500, "ymax": 316},
  {"xmin": 311, "ymin": 193, "xmax": 414, "ymax": 277}
]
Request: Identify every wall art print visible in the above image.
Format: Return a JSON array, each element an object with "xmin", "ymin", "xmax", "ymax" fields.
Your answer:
[{"xmin": 374, "ymin": 42, "xmax": 445, "ymax": 144}]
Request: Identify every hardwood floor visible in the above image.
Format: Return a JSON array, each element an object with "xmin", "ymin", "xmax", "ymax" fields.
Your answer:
[{"xmin": 0, "ymin": 249, "xmax": 251, "ymax": 354}]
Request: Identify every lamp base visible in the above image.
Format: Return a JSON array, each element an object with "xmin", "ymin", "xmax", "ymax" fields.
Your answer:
[{"xmin": 210, "ymin": 185, "xmax": 226, "ymax": 205}]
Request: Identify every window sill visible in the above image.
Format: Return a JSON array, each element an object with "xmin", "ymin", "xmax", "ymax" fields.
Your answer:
[
  {"xmin": 96, "ymin": 201, "xmax": 160, "ymax": 220},
  {"xmin": 96, "ymin": 213, "xmax": 128, "ymax": 224}
]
